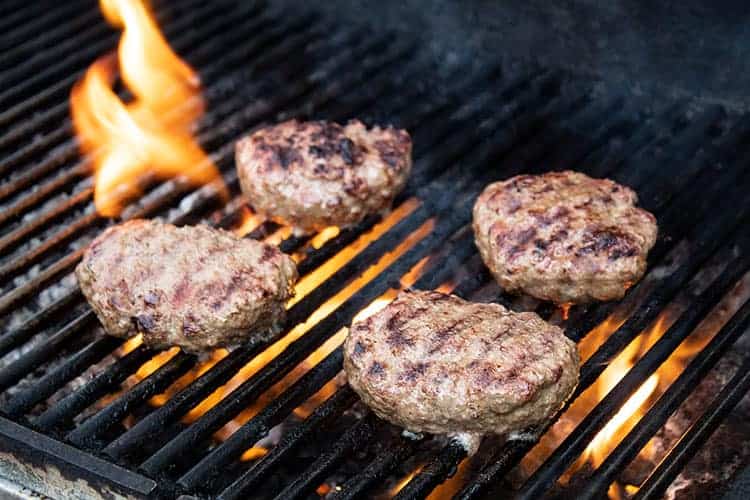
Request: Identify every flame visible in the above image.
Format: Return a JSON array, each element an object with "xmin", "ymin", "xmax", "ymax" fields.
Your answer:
[
  {"xmin": 391, "ymin": 467, "xmax": 422, "ymax": 496},
  {"xmin": 233, "ymin": 207, "xmax": 265, "ymax": 237},
  {"xmin": 585, "ymin": 374, "xmax": 659, "ymax": 468},
  {"xmin": 71, "ymin": 0, "xmax": 225, "ymax": 217}
]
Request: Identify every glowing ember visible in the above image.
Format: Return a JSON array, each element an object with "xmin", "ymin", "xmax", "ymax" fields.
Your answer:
[
  {"xmin": 240, "ymin": 447, "xmax": 268, "ymax": 462},
  {"xmin": 70, "ymin": 0, "xmax": 226, "ymax": 217}
]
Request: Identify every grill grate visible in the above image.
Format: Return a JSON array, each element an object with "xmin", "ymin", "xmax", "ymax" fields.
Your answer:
[{"xmin": 1, "ymin": 0, "xmax": 750, "ymax": 499}]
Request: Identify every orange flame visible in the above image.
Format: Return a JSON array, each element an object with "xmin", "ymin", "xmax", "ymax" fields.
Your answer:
[{"xmin": 71, "ymin": 0, "xmax": 225, "ymax": 217}]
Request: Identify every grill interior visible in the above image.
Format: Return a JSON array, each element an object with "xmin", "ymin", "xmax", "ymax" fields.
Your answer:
[{"xmin": 2, "ymin": 0, "xmax": 750, "ymax": 498}]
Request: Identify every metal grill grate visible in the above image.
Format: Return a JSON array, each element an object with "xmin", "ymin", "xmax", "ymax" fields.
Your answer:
[{"xmin": 1, "ymin": 1, "xmax": 750, "ymax": 499}]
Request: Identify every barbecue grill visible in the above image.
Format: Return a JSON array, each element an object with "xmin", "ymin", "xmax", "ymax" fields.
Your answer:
[{"xmin": 2, "ymin": 0, "xmax": 750, "ymax": 498}]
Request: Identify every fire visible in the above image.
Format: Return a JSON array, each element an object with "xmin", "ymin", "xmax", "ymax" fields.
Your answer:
[{"xmin": 70, "ymin": 0, "xmax": 225, "ymax": 217}]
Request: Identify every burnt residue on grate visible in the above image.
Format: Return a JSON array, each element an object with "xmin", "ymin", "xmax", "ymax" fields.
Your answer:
[{"xmin": 1, "ymin": 1, "xmax": 750, "ymax": 499}]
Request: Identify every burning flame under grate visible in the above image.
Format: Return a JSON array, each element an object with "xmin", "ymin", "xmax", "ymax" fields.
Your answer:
[{"xmin": 1, "ymin": 1, "xmax": 750, "ymax": 499}]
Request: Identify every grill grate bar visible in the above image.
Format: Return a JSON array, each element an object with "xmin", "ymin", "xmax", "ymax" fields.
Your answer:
[
  {"xmin": 0, "ymin": 290, "xmax": 83, "ymax": 359},
  {"xmin": 634, "ymin": 342, "xmax": 750, "ymax": 499},
  {"xmin": 394, "ymin": 441, "xmax": 468, "ymax": 500},
  {"xmin": 330, "ymin": 434, "xmax": 418, "ymax": 500},
  {"xmin": 65, "ymin": 351, "xmax": 197, "ymax": 449},
  {"xmin": 0, "ymin": 311, "xmax": 97, "ymax": 392},
  {"xmin": 584, "ymin": 100, "xmax": 690, "ymax": 181},
  {"xmin": 1, "ymin": 12, "xmax": 109, "ymax": 89},
  {"xmin": 182, "ymin": 347, "xmax": 345, "ymax": 492},
  {"xmin": 1, "ymin": 7, "xmax": 106, "ymax": 71},
  {"xmin": 4, "ymin": 335, "xmax": 124, "ymax": 418},
  {"xmin": 272, "ymin": 413, "xmax": 380, "ymax": 500},
  {"xmin": 0, "ymin": 187, "xmax": 93, "ymax": 257},
  {"xmin": 0, "ymin": 1, "xmax": 90, "ymax": 53},
  {"xmin": 34, "ymin": 344, "xmax": 156, "ymax": 432},
  {"xmin": 580, "ymin": 288, "xmax": 750, "ymax": 498},
  {"xmin": 218, "ymin": 386, "xmax": 359, "ymax": 500}
]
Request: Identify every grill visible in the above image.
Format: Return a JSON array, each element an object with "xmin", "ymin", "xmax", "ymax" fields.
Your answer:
[{"xmin": 1, "ymin": 0, "xmax": 750, "ymax": 499}]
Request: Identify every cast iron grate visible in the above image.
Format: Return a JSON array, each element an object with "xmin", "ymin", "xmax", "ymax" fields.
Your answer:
[{"xmin": 1, "ymin": 1, "xmax": 749, "ymax": 499}]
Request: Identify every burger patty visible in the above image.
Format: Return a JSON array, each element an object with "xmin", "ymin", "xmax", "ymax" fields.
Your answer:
[
  {"xmin": 76, "ymin": 219, "xmax": 297, "ymax": 352},
  {"xmin": 235, "ymin": 119, "xmax": 412, "ymax": 234},
  {"xmin": 343, "ymin": 290, "xmax": 579, "ymax": 436},
  {"xmin": 473, "ymin": 171, "xmax": 658, "ymax": 304}
]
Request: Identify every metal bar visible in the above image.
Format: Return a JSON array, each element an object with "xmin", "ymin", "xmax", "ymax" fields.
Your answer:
[
  {"xmin": 4, "ymin": 335, "xmax": 124, "ymax": 418},
  {"xmin": 581, "ymin": 298, "xmax": 750, "ymax": 499},
  {"xmin": 0, "ymin": 212, "xmax": 100, "ymax": 284},
  {"xmin": 394, "ymin": 441, "xmax": 468, "ymax": 500},
  {"xmin": 101, "ymin": 342, "xmax": 265, "ymax": 460},
  {"xmin": 0, "ymin": 13, "xmax": 109, "ymax": 88},
  {"xmin": 271, "ymin": 413, "xmax": 379, "ymax": 500},
  {"xmin": 331, "ymin": 436, "xmax": 419, "ymax": 500},
  {"xmin": 0, "ymin": 1, "xmax": 90, "ymax": 52},
  {"xmin": 0, "ymin": 187, "xmax": 93, "ymax": 257},
  {"xmin": 66, "ymin": 351, "xmax": 196, "ymax": 449},
  {"xmin": 634, "ymin": 353, "xmax": 750, "ymax": 500},
  {"xmin": 178, "ymin": 348, "xmax": 345, "ymax": 492},
  {"xmin": 0, "ymin": 311, "xmax": 97, "ymax": 393},
  {"xmin": 217, "ymin": 387, "xmax": 359, "ymax": 500},
  {"xmin": 0, "ymin": 290, "xmax": 83, "ymax": 358},
  {"xmin": 0, "ymin": 415, "xmax": 157, "ymax": 498},
  {"xmin": 33, "ymin": 344, "xmax": 156, "ymax": 432}
]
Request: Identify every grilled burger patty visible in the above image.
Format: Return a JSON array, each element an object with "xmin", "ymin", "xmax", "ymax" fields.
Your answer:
[
  {"xmin": 235, "ymin": 119, "xmax": 412, "ymax": 234},
  {"xmin": 473, "ymin": 171, "xmax": 658, "ymax": 304},
  {"xmin": 343, "ymin": 290, "xmax": 579, "ymax": 436},
  {"xmin": 76, "ymin": 219, "xmax": 297, "ymax": 352}
]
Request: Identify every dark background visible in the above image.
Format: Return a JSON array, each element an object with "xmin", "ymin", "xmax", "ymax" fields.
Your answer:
[{"xmin": 282, "ymin": 0, "xmax": 750, "ymax": 110}]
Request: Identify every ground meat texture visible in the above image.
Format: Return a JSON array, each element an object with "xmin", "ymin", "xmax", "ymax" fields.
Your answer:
[
  {"xmin": 473, "ymin": 171, "xmax": 658, "ymax": 304},
  {"xmin": 343, "ymin": 290, "xmax": 579, "ymax": 436},
  {"xmin": 76, "ymin": 219, "xmax": 297, "ymax": 353},
  {"xmin": 235, "ymin": 119, "xmax": 412, "ymax": 234}
]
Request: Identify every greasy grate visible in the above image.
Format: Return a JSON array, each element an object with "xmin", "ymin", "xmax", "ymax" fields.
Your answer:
[{"xmin": 1, "ymin": 0, "xmax": 750, "ymax": 499}]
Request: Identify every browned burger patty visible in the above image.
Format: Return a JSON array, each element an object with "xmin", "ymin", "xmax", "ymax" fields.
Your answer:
[
  {"xmin": 235, "ymin": 119, "xmax": 412, "ymax": 234},
  {"xmin": 76, "ymin": 219, "xmax": 297, "ymax": 352},
  {"xmin": 343, "ymin": 290, "xmax": 579, "ymax": 436},
  {"xmin": 473, "ymin": 171, "xmax": 658, "ymax": 304}
]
